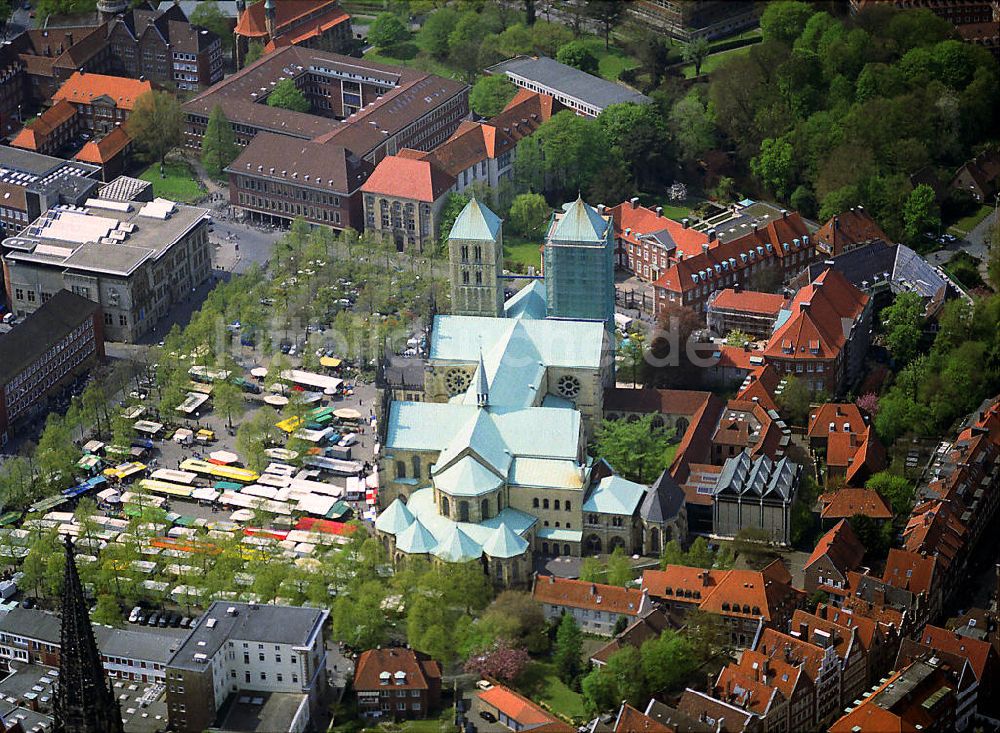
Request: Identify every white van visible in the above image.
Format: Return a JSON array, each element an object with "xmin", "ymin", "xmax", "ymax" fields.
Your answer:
[{"xmin": 338, "ymin": 433, "xmax": 358, "ymax": 448}]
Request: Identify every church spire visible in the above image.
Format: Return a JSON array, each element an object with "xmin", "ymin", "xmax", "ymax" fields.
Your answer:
[
  {"xmin": 53, "ymin": 537, "xmax": 124, "ymax": 733},
  {"xmin": 476, "ymin": 347, "xmax": 489, "ymax": 408}
]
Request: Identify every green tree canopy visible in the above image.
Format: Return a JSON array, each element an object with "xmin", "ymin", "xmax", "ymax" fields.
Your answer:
[
  {"xmin": 201, "ymin": 104, "xmax": 238, "ymax": 178},
  {"xmin": 881, "ymin": 291, "xmax": 924, "ymax": 366},
  {"xmin": 902, "ymin": 183, "xmax": 940, "ymax": 243},
  {"xmin": 507, "ymin": 192, "xmax": 550, "ymax": 239},
  {"xmin": 127, "ymin": 90, "xmax": 182, "ymax": 166},
  {"xmin": 190, "ymin": 1, "xmax": 233, "ymax": 50},
  {"xmin": 556, "ymin": 40, "xmax": 599, "ymax": 75},
  {"xmin": 593, "ymin": 415, "xmax": 676, "ymax": 484},
  {"xmin": 865, "ymin": 471, "xmax": 914, "ymax": 516},
  {"xmin": 267, "ymin": 79, "xmax": 310, "ymax": 112},
  {"xmin": 681, "ymin": 36, "xmax": 711, "ymax": 77},
  {"xmin": 368, "ymin": 12, "xmax": 409, "ymax": 49},
  {"xmin": 776, "ymin": 374, "xmax": 812, "ymax": 426},
  {"xmin": 418, "ymin": 7, "xmax": 459, "ymax": 58},
  {"xmin": 469, "ymin": 75, "xmax": 517, "ymax": 118},
  {"xmin": 760, "ymin": 1, "xmax": 815, "ymax": 44},
  {"xmin": 553, "ymin": 612, "xmax": 583, "ymax": 685}
]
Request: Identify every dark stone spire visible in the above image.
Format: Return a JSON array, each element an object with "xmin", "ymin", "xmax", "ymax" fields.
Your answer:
[{"xmin": 53, "ymin": 537, "xmax": 123, "ymax": 733}]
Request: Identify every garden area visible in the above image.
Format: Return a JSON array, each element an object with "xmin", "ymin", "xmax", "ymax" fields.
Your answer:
[
  {"xmin": 513, "ymin": 660, "xmax": 588, "ymax": 721},
  {"xmin": 139, "ymin": 159, "xmax": 205, "ymax": 204},
  {"xmin": 504, "ymin": 236, "xmax": 542, "ymax": 271},
  {"xmin": 946, "ymin": 204, "xmax": 992, "ymax": 237}
]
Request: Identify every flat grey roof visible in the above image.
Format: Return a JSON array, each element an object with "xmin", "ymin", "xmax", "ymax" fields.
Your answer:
[
  {"xmin": 489, "ymin": 55, "xmax": 650, "ymax": 110},
  {"xmin": 0, "ymin": 147, "xmax": 99, "ymax": 179},
  {"xmin": 216, "ymin": 691, "xmax": 309, "ymax": 732},
  {"xmin": 168, "ymin": 602, "xmax": 327, "ymax": 673},
  {"xmin": 3, "ymin": 198, "xmax": 209, "ymax": 277}
]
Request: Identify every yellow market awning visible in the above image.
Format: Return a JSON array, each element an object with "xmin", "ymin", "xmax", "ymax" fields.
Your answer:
[{"xmin": 319, "ymin": 356, "xmax": 342, "ymax": 368}]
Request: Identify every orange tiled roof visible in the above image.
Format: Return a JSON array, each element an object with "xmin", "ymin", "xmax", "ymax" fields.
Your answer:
[
  {"xmin": 808, "ymin": 403, "xmax": 867, "ymax": 438},
  {"xmin": 709, "ymin": 288, "xmax": 787, "ymax": 316},
  {"xmin": 654, "ymin": 211, "xmax": 811, "ymax": 295},
  {"xmin": 806, "ymin": 519, "xmax": 866, "ymax": 573},
  {"xmin": 715, "ymin": 656, "xmax": 783, "ymax": 717},
  {"xmin": 360, "ymin": 155, "xmax": 455, "ymax": 202},
  {"xmin": 814, "ymin": 206, "xmax": 889, "ymax": 256},
  {"xmin": 354, "ymin": 648, "xmax": 440, "ymax": 691},
  {"xmin": 764, "ymin": 268, "xmax": 869, "ymax": 362},
  {"xmin": 735, "ymin": 364, "xmax": 781, "ymax": 412},
  {"xmin": 882, "ymin": 548, "xmax": 936, "ymax": 596},
  {"xmin": 818, "ymin": 488, "xmax": 892, "ymax": 520},
  {"xmin": 903, "ymin": 500, "xmax": 967, "ymax": 573},
  {"xmin": 613, "ymin": 703, "xmax": 675, "ymax": 733},
  {"xmin": 532, "ymin": 575, "xmax": 647, "ymax": 617},
  {"xmin": 815, "ymin": 603, "xmax": 886, "ymax": 652},
  {"xmin": 609, "ymin": 200, "xmax": 709, "ymax": 259},
  {"xmin": 790, "ymin": 608, "xmax": 856, "ymax": 662},
  {"xmin": 919, "ymin": 625, "xmax": 996, "ymax": 682},
  {"xmin": 479, "ymin": 684, "xmax": 561, "ymax": 728},
  {"xmin": 74, "ymin": 127, "xmax": 130, "ymax": 165},
  {"xmin": 11, "ymin": 99, "xmax": 78, "ymax": 151},
  {"xmin": 715, "ymin": 343, "xmax": 759, "ymax": 371},
  {"xmin": 52, "ymin": 72, "xmax": 152, "ymax": 112},
  {"xmin": 235, "ymin": 0, "xmax": 348, "ymax": 38}
]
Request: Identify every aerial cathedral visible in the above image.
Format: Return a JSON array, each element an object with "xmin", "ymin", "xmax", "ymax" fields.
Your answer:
[{"xmin": 53, "ymin": 537, "xmax": 124, "ymax": 733}]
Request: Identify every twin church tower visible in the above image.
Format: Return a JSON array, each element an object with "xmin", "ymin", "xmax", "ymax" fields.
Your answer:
[{"xmin": 447, "ymin": 196, "xmax": 616, "ymax": 329}]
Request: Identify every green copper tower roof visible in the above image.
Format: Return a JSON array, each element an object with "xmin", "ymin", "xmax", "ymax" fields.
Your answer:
[
  {"xmin": 374, "ymin": 498, "xmax": 415, "ymax": 535},
  {"xmin": 395, "ymin": 517, "xmax": 438, "ymax": 554},
  {"xmin": 432, "ymin": 525, "xmax": 482, "ymax": 562},
  {"xmin": 449, "ymin": 198, "xmax": 502, "ymax": 241},
  {"xmin": 550, "ymin": 195, "xmax": 608, "ymax": 243}
]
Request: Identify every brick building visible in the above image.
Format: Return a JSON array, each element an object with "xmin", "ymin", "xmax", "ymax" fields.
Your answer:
[
  {"xmin": 609, "ymin": 198, "xmax": 709, "ymax": 282},
  {"xmin": 762, "ymin": 269, "xmax": 872, "ymax": 396},
  {"xmin": 706, "ymin": 288, "xmax": 788, "ymax": 339},
  {"xmin": 10, "ymin": 100, "xmax": 79, "ymax": 156},
  {"xmin": 0, "ymin": 148, "xmax": 99, "ymax": 241},
  {"xmin": 803, "ymin": 519, "xmax": 866, "ymax": 597},
  {"xmin": 0, "ymin": 290, "xmax": 103, "ymax": 445},
  {"xmin": 51, "ymin": 72, "xmax": 151, "ymax": 134},
  {"xmin": 354, "ymin": 648, "xmax": 441, "ymax": 722},
  {"xmin": 226, "ymin": 134, "xmax": 372, "ymax": 230},
  {"xmin": 233, "ymin": 0, "xmax": 352, "ymax": 66},
  {"xmin": 531, "ymin": 574, "xmax": 653, "ymax": 637},
  {"xmin": 653, "ymin": 210, "xmax": 815, "ymax": 316},
  {"xmin": 183, "ymin": 46, "xmax": 468, "ymax": 165}
]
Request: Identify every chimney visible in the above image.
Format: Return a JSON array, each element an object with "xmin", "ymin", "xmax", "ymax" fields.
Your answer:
[
  {"xmin": 781, "ymin": 209, "xmax": 788, "ymax": 219},
  {"xmin": 630, "ymin": 196, "xmax": 639, "ymax": 210},
  {"xmin": 590, "ymin": 583, "xmax": 597, "ymax": 596},
  {"xmin": 702, "ymin": 243, "xmax": 709, "ymax": 254},
  {"xmin": 682, "ymin": 218, "xmax": 690, "ymax": 229},
  {"xmin": 597, "ymin": 203, "xmax": 605, "ymax": 214},
  {"xmin": 799, "ymin": 621, "xmax": 809, "ymax": 638},
  {"xmin": 65, "ymin": 31, "xmax": 74, "ymax": 46},
  {"xmin": 655, "ymin": 206, "xmax": 663, "ymax": 217},
  {"xmin": 708, "ymin": 229, "xmax": 717, "ymax": 242},
  {"xmin": 800, "ymin": 302, "xmax": 810, "ymax": 311},
  {"xmin": 548, "ymin": 575, "xmax": 555, "ymax": 584}
]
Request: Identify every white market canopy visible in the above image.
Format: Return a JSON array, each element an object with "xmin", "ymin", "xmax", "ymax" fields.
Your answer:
[
  {"xmin": 333, "ymin": 408, "xmax": 362, "ymax": 420},
  {"xmin": 264, "ymin": 395, "xmax": 289, "ymax": 407},
  {"xmin": 209, "ymin": 450, "xmax": 239, "ymax": 465},
  {"xmin": 250, "ymin": 367, "xmax": 268, "ymax": 378}
]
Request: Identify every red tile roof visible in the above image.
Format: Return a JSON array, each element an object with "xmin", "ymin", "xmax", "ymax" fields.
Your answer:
[
  {"xmin": 235, "ymin": 0, "xmax": 349, "ymax": 39},
  {"xmin": 806, "ymin": 519, "xmax": 866, "ymax": 573},
  {"xmin": 919, "ymin": 625, "xmax": 996, "ymax": 682},
  {"xmin": 818, "ymin": 488, "xmax": 892, "ymax": 521},
  {"xmin": 735, "ymin": 364, "xmax": 781, "ymax": 412},
  {"xmin": 609, "ymin": 200, "xmax": 709, "ymax": 259},
  {"xmin": 643, "ymin": 560, "xmax": 800, "ymax": 622},
  {"xmin": 532, "ymin": 575, "xmax": 648, "ymax": 617},
  {"xmin": 74, "ymin": 127, "xmax": 131, "ymax": 165},
  {"xmin": 360, "ymin": 155, "xmax": 455, "ymax": 202},
  {"xmin": 603, "ymin": 388, "xmax": 718, "ymax": 418},
  {"xmin": 764, "ymin": 269, "xmax": 869, "ymax": 362},
  {"xmin": 882, "ymin": 548, "xmax": 936, "ymax": 596},
  {"xmin": 709, "ymin": 288, "xmax": 787, "ymax": 316},
  {"xmin": 815, "ymin": 603, "xmax": 885, "ymax": 652},
  {"xmin": 478, "ymin": 684, "xmax": 566, "ymax": 728},
  {"xmin": 902, "ymin": 501, "xmax": 967, "ymax": 573},
  {"xmin": 354, "ymin": 648, "xmax": 440, "ymax": 691},
  {"xmin": 808, "ymin": 403, "xmax": 867, "ymax": 438},
  {"xmin": 654, "ymin": 211, "xmax": 811, "ymax": 295},
  {"xmin": 613, "ymin": 703, "xmax": 675, "ymax": 733},
  {"xmin": 11, "ymin": 99, "xmax": 78, "ymax": 151},
  {"xmin": 715, "ymin": 655, "xmax": 783, "ymax": 717},
  {"xmin": 715, "ymin": 343, "xmax": 758, "ymax": 371},
  {"xmin": 814, "ymin": 206, "xmax": 889, "ymax": 257},
  {"xmin": 53, "ymin": 71, "xmax": 152, "ymax": 112}
]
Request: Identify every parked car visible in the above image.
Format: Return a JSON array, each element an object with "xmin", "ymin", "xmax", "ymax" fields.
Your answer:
[
  {"xmin": 146, "ymin": 612, "xmax": 160, "ymax": 626},
  {"xmin": 479, "ymin": 711, "xmax": 496, "ymax": 723},
  {"xmin": 128, "ymin": 606, "xmax": 142, "ymax": 623}
]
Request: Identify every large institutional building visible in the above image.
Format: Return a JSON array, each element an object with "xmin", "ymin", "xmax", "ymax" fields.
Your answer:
[{"xmin": 375, "ymin": 198, "xmax": 685, "ymax": 584}]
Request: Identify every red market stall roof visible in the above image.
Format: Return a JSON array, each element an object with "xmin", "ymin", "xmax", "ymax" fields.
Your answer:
[{"xmin": 295, "ymin": 517, "xmax": 357, "ymax": 536}]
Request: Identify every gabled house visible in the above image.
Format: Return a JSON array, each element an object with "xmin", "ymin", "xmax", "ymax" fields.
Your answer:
[
  {"xmin": 531, "ymin": 574, "xmax": 652, "ymax": 637},
  {"xmin": 354, "ymin": 648, "xmax": 441, "ymax": 722},
  {"xmin": 609, "ymin": 198, "xmax": 709, "ymax": 283},
  {"xmin": 813, "ymin": 206, "xmax": 888, "ymax": 258},
  {"xmin": 803, "ymin": 519, "xmax": 866, "ymax": 598},
  {"xmin": 817, "ymin": 488, "xmax": 892, "ymax": 525},
  {"xmin": 807, "ymin": 403, "xmax": 885, "ymax": 486},
  {"xmin": 711, "ymin": 450, "xmax": 800, "ymax": 545}
]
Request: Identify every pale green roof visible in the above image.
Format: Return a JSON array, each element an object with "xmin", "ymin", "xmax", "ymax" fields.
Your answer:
[
  {"xmin": 395, "ymin": 517, "xmax": 437, "ymax": 554},
  {"xmin": 386, "ymin": 403, "xmax": 582, "ymax": 465},
  {"xmin": 582, "ymin": 475, "xmax": 646, "ymax": 516},
  {"xmin": 433, "ymin": 455, "xmax": 504, "ymax": 497},
  {"xmin": 508, "ymin": 457, "xmax": 586, "ymax": 489},
  {"xmin": 549, "ymin": 196, "xmax": 609, "ymax": 244},
  {"xmin": 504, "ymin": 279, "xmax": 547, "ymax": 320},
  {"xmin": 537, "ymin": 527, "xmax": 583, "ymax": 542},
  {"xmin": 449, "ymin": 198, "xmax": 502, "ymax": 242},
  {"xmin": 432, "ymin": 525, "xmax": 482, "ymax": 562},
  {"xmin": 374, "ymin": 498, "xmax": 414, "ymax": 534},
  {"xmin": 481, "ymin": 522, "xmax": 529, "ymax": 559}
]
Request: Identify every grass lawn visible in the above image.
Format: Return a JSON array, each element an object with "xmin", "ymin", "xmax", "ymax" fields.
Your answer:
[
  {"xmin": 362, "ymin": 707, "xmax": 455, "ymax": 733},
  {"xmin": 658, "ymin": 202, "xmax": 696, "ymax": 221},
  {"xmin": 504, "ymin": 236, "xmax": 542, "ymax": 270},
  {"xmin": 682, "ymin": 43, "xmax": 755, "ymax": 78},
  {"xmin": 947, "ymin": 205, "xmax": 991, "ymax": 236},
  {"xmin": 139, "ymin": 160, "xmax": 204, "ymax": 203},
  {"xmin": 514, "ymin": 661, "xmax": 587, "ymax": 722},
  {"xmin": 365, "ymin": 44, "xmax": 462, "ymax": 80},
  {"xmin": 574, "ymin": 38, "xmax": 640, "ymax": 82}
]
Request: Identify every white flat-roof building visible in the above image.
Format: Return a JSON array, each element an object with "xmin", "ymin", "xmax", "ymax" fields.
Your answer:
[{"xmin": 2, "ymin": 195, "xmax": 211, "ymax": 342}]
